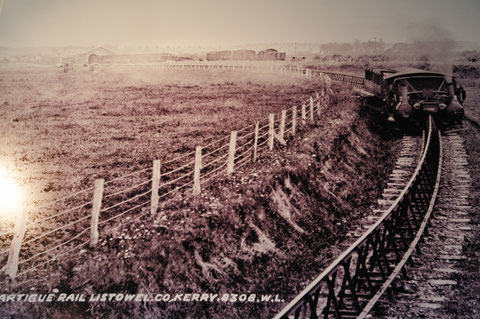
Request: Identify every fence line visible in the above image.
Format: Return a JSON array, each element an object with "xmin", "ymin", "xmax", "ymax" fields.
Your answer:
[
  {"xmin": 32, "ymin": 186, "xmax": 95, "ymax": 211},
  {"xmin": 28, "ymin": 201, "xmax": 92, "ymax": 226},
  {"xmin": 99, "ymin": 200, "xmax": 151, "ymax": 228},
  {"xmin": 162, "ymin": 150, "xmax": 196, "ymax": 166},
  {"xmin": 102, "ymin": 200, "xmax": 151, "ymax": 235},
  {"xmin": 1, "ymin": 63, "xmax": 339, "ymax": 280},
  {"xmin": 201, "ymin": 162, "xmax": 229, "ymax": 185},
  {"xmin": 104, "ymin": 166, "xmax": 151, "ymax": 185},
  {"xmin": 19, "ymin": 228, "xmax": 90, "ymax": 266},
  {"xmin": 17, "ymin": 240, "xmax": 90, "ymax": 278},
  {"xmin": 162, "ymin": 159, "xmax": 195, "ymax": 177},
  {"xmin": 103, "ymin": 178, "xmax": 152, "ymax": 200},
  {"xmin": 202, "ymin": 143, "xmax": 229, "ymax": 159},
  {"xmin": 22, "ymin": 215, "xmax": 90, "ymax": 247},
  {"xmin": 161, "ymin": 169, "xmax": 194, "ymax": 188},
  {"xmin": 100, "ymin": 189, "xmax": 152, "ymax": 213},
  {"xmin": 203, "ymin": 153, "xmax": 229, "ymax": 170}
]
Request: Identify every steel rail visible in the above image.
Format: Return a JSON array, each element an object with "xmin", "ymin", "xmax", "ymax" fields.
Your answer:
[
  {"xmin": 274, "ymin": 115, "xmax": 442, "ymax": 319},
  {"xmin": 357, "ymin": 123, "xmax": 443, "ymax": 318}
]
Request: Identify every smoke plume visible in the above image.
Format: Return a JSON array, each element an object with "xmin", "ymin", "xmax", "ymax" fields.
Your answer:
[{"xmin": 407, "ymin": 23, "xmax": 458, "ymax": 80}]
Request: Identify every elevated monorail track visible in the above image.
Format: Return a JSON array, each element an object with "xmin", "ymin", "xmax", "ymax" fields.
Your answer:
[{"xmin": 274, "ymin": 115, "xmax": 442, "ymax": 319}]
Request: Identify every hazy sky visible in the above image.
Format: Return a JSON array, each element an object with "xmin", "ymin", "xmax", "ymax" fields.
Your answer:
[{"xmin": 0, "ymin": 0, "xmax": 479, "ymax": 47}]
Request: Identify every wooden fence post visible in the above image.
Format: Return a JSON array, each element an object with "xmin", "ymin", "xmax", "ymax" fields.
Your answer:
[
  {"xmin": 292, "ymin": 105, "xmax": 297, "ymax": 136},
  {"xmin": 301, "ymin": 104, "xmax": 306, "ymax": 125},
  {"xmin": 150, "ymin": 160, "xmax": 161, "ymax": 215},
  {"xmin": 227, "ymin": 131, "xmax": 238, "ymax": 176},
  {"xmin": 310, "ymin": 97, "xmax": 314, "ymax": 122},
  {"xmin": 193, "ymin": 146, "xmax": 202, "ymax": 195},
  {"xmin": 3, "ymin": 207, "xmax": 28, "ymax": 279},
  {"xmin": 90, "ymin": 179, "xmax": 104, "ymax": 247},
  {"xmin": 279, "ymin": 110, "xmax": 286, "ymax": 141},
  {"xmin": 317, "ymin": 101, "xmax": 321, "ymax": 117},
  {"xmin": 253, "ymin": 122, "xmax": 259, "ymax": 162},
  {"xmin": 268, "ymin": 113, "xmax": 275, "ymax": 151}
]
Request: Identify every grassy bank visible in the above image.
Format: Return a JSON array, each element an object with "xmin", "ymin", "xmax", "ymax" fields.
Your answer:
[{"xmin": 1, "ymin": 83, "xmax": 399, "ymax": 318}]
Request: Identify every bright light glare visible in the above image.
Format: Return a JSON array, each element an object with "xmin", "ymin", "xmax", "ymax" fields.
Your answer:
[{"xmin": 0, "ymin": 168, "xmax": 22, "ymax": 219}]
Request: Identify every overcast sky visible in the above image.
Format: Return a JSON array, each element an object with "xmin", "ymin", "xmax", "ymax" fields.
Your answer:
[{"xmin": 0, "ymin": 0, "xmax": 479, "ymax": 47}]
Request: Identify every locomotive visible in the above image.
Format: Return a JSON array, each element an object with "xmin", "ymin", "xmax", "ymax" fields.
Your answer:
[{"xmin": 364, "ymin": 67, "xmax": 465, "ymax": 125}]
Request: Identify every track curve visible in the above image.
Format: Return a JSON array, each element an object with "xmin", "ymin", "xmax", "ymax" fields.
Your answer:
[{"xmin": 274, "ymin": 115, "xmax": 442, "ymax": 319}]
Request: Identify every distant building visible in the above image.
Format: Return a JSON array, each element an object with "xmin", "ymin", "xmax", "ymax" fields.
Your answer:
[
  {"xmin": 206, "ymin": 48, "xmax": 285, "ymax": 61},
  {"xmin": 206, "ymin": 50, "xmax": 234, "ymax": 61},
  {"xmin": 75, "ymin": 47, "xmax": 116, "ymax": 64},
  {"xmin": 258, "ymin": 48, "xmax": 285, "ymax": 61},
  {"xmin": 232, "ymin": 49, "xmax": 256, "ymax": 60}
]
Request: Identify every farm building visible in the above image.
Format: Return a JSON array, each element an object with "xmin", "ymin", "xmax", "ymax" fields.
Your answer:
[
  {"xmin": 232, "ymin": 50, "xmax": 257, "ymax": 60},
  {"xmin": 206, "ymin": 49, "xmax": 286, "ymax": 61},
  {"xmin": 74, "ymin": 47, "xmax": 116, "ymax": 64},
  {"xmin": 258, "ymin": 48, "xmax": 286, "ymax": 61},
  {"xmin": 206, "ymin": 50, "xmax": 234, "ymax": 61}
]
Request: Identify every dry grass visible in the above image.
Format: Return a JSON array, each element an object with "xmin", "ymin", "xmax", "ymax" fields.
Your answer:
[
  {"xmin": 0, "ymin": 78, "xmax": 400, "ymax": 318},
  {"xmin": 0, "ymin": 64, "xmax": 321, "ymax": 209},
  {"xmin": 0, "ymin": 64, "xmax": 326, "ymax": 283},
  {"xmin": 0, "ymin": 64, "xmax": 407, "ymax": 319}
]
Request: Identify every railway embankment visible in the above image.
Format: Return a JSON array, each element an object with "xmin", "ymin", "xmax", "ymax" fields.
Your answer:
[
  {"xmin": 1, "ymin": 87, "xmax": 400, "ymax": 319},
  {"xmin": 361, "ymin": 68, "xmax": 480, "ymax": 319},
  {"xmin": 370, "ymin": 128, "xmax": 474, "ymax": 318}
]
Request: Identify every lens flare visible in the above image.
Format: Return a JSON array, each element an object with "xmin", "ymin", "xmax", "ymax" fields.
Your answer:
[{"xmin": 0, "ymin": 167, "xmax": 22, "ymax": 219}]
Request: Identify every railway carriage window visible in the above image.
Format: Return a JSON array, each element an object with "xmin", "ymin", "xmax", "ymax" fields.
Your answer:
[{"xmin": 401, "ymin": 77, "xmax": 447, "ymax": 92}]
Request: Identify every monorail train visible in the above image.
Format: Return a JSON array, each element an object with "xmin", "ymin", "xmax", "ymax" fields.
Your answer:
[{"xmin": 364, "ymin": 67, "xmax": 465, "ymax": 125}]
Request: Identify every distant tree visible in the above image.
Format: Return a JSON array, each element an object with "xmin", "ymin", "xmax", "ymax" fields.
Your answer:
[
  {"xmin": 353, "ymin": 39, "xmax": 361, "ymax": 53},
  {"xmin": 462, "ymin": 50, "xmax": 479, "ymax": 62},
  {"xmin": 377, "ymin": 38, "xmax": 386, "ymax": 52},
  {"xmin": 419, "ymin": 55, "xmax": 429, "ymax": 62}
]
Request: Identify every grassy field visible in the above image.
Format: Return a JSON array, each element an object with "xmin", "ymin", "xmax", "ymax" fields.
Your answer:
[
  {"xmin": 0, "ymin": 63, "xmax": 401, "ymax": 318},
  {"xmin": 456, "ymin": 65, "xmax": 480, "ymax": 123},
  {"xmin": 0, "ymin": 64, "xmax": 322, "ymax": 210},
  {"xmin": 1, "ymin": 59, "xmax": 478, "ymax": 318}
]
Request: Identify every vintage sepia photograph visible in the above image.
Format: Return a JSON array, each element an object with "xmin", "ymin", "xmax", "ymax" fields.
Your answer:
[{"xmin": 0, "ymin": 0, "xmax": 479, "ymax": 318}]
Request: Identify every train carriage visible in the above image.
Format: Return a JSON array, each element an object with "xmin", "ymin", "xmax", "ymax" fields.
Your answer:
[{"xmin": 365, "ymin": 67, "xmax": 465, "ymax": 125}]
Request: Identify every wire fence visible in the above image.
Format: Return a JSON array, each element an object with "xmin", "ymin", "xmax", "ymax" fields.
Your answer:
[{"xmin": 0, "ymin": 63, "xmax": 348, "ymax": 282}]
